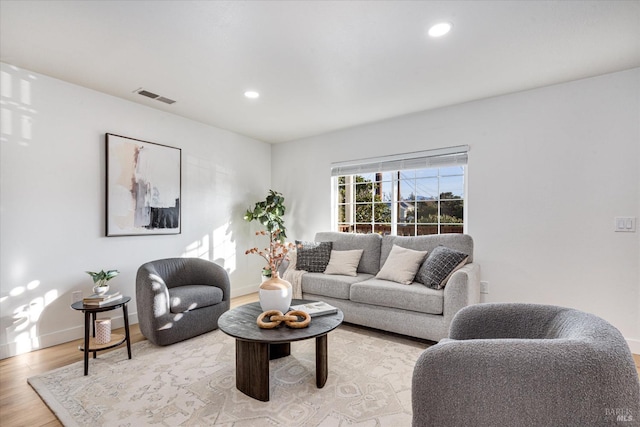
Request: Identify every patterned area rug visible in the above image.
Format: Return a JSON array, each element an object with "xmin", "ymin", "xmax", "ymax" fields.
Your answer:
[{"xmin": 28, "ymin": 324, "xmax": 429, "ymax": 426}]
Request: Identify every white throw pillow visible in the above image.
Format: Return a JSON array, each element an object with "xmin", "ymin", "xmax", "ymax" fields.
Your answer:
[
  {"xmin": 323, "ymin": 249, "xmax": 363, "ymax": 276},
  {"xmin": 375, "ymin": 244, "xmax": 428, "ymax": 285}
]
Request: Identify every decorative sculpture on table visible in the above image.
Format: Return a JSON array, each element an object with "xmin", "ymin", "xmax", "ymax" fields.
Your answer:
[{"xmin": 257, "ymin": 310, "xmax": 311, "ymax": 329}]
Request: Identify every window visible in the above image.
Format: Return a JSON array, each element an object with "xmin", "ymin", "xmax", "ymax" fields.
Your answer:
[{"xmin": 332, "ymin": 146, "xmax": 467, "ymax": 236}]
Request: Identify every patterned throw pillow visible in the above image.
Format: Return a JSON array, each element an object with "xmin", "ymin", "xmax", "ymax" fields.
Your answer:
[
  {"xmin": 415, "ymin": 246, "xmax": 469, "ymax": 290},
  {"xmin": 295, "ymin": 241, "xmax": 333, "ymax": 273}
]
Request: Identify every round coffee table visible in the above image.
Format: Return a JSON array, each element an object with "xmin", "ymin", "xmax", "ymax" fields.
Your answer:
[{"xmin": 218, "ymin": 299, "xmax": 343, "ymax": 401}]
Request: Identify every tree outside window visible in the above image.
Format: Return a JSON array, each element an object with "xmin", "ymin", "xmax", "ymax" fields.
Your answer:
[{"xmin": 336, "ymin": 166, "xmax": 464, "ymax": 235}]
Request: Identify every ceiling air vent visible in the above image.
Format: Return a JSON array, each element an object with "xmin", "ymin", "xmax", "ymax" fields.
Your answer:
[
  {"xmin": 134, "ymin": 88, "xmax": 176, "ymax": 105},
  {"xmin": 156, "ymin": 96, "xmax": 176, "ymax": 105},
  {"xmin": 137, "ymin": 89, "xmax": 159, "ymax": 99}
]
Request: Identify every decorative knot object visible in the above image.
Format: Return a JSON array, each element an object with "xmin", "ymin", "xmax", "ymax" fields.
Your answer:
[{"xmin": 257, "ymin": 310, "xmax": 311, "ymax": 329}]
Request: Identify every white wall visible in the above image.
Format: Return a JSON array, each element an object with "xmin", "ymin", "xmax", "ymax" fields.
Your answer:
[
  {"xmin": 0, "ymin": 63, "xmax": 272, "ymax": 358},
  {"xmin": 272, "ymin": 68, "xmax": 640, "ymax": 352},
  {"xmin": 2, "ymin": 64, "xmax": 638, "ymax": 359}
]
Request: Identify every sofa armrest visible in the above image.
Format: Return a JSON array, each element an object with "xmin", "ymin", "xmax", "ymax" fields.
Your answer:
[
  {"xmin": 442, "ymin": 262, "xmax": 481, "ymax": 323},
  {"xmin": 412, "ymin": 338, "xmax": 640, "ymax": 426}
]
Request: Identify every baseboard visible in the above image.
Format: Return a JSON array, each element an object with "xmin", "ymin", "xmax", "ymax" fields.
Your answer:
[
  {"xmin": 0, "ymin": 311, "xmax": 139, "ymax": 360},
  {"xmin": 230, "ymin": 283, "xmax": 259, "ymax": 299},
  {"xmin": 627, "ymin": 338, "xmax": 640, "ymax": 355}
]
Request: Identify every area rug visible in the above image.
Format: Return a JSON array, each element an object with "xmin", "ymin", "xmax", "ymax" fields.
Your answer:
[{"xmin": 28, "ymin": 324, "xmax": 429, "ymax": 426}]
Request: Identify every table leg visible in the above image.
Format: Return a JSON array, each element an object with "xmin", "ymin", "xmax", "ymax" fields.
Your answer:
[
  {"xmin": 316, "ymin": 334, "xmax": 328, "ymax": 388},
  {"xmin": 91, "ymin": 312, "xmax": 97, "ymax": 359},
  {"xmin": 122, "ymin": 303, "xmax": 132, "ymax": 359},
  {"xmin": 269, "ymin": 342, "xmax": 290, "ymax": 360},
  {"xmin": 235, "ymin": 340, "xmax": 270, "ymax": 401},
  {"xmin": 83, "ymin": 312, "xmax": 90, "ymax": 376}
]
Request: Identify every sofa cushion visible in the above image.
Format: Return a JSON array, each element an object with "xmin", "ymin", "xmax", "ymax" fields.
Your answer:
[
  {"xmin": 381, "ymin": 234, "xmax": 474, "ymax": 266},
  {"xmin": 301, "ymin": 272, "xmax": 375, "ymax": 300},
  {"xmin": 168, "ymin": 285, "xmax": 224, "ymax": 313},
  {"xmin": 315, "ymin": 232, "xmax": 382, "ymax": 274},
  {"xmin": 324, "ymin": 249, "xmax": 363, "ymax": 276},
  {"xmin": 295, "ymin": 240, "xmax": 332, "ymax": 272},
  {"xmin": 375, "ymin": 244, "xmax": 428, "ymax": 284},
  {"xmin": 350, "ymin": 278, "xmax": 444, "ymax": 315},
  {"xmin": 415, "ymin": 246, "xmax": 469, "ymax": 289}
]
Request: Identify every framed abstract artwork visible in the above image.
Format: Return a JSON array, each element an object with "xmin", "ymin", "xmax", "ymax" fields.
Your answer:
[{"xmin": 106, "ymin": 133, "xmax": 181, "ymax": 236}]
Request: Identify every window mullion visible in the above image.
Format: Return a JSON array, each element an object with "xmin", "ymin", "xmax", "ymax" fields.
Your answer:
[
  {"xmin": 391, "ymin": 171, "xmax": 398, "ymax": 235},
  {"xmin": 437, "ymin": 169, "xmax": 441, "ymax": 234}
]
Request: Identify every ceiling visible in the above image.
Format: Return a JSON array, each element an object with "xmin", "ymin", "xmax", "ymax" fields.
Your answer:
[{"xmin": 1, "ymin": 1, "xmax": 639, "ymax": 144}]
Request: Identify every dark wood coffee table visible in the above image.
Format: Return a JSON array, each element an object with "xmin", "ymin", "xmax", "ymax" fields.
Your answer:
[{"xmin": 218, "ymin": 299, "xmax": 343, "ymax": 401}]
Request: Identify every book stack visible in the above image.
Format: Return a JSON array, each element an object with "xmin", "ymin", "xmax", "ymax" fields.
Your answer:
[
  {"xmin": 290, "ymin": 301, "xmax": 338, "ymax": 317},
  {"xmin": 83, "ymin": 291, "xmax": 122, "ymax": 306}
]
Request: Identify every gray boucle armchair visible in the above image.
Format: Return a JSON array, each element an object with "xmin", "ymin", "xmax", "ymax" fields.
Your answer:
[
  {"xmin": 412, "ymin": 303, "xmax": 640, "ymax": 426},
  {"xmin": 136, "ymin": 258, "xmax": 230, "ymax": 346}
]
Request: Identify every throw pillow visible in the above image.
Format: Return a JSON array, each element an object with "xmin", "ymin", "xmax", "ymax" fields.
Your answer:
[
  {"xmin": 375, "ymin": 244, "xmax": 428, "ymax": 285},
  {"xmin": 295, "ymin": 240, "xmax": 333, "ymax": 273},
  {"xmin": 415, "ymin": 246, "xmax": 469, "ymax": 290},
  {"xmin": 323, "ymin": 249, "xmax": 364, "ymax": 277}
]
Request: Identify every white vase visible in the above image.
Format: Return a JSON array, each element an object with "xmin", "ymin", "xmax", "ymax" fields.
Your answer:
[
  {"xmin": 93, "ymin": 284, "xmax": 109, "ymax": 295},
  {"xmin": 259, "ymin": 272, "xmax": 292, "ymax": 314}
]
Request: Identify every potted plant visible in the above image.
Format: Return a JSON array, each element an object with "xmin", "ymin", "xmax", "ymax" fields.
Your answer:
[
  {"xmin": 86, "ymin": 269, "xmax": 119, "ymax": 295},
  {"xmin": 245, "ymin": 230, "xmax": 294, "ymax": 279},
  {"xmin": 244, "ymin": 189, "xmax": 291, "ymax": 279},
  {"xmin": 244, "ymin": 190, "xmax": 295, "ymax": 313}
]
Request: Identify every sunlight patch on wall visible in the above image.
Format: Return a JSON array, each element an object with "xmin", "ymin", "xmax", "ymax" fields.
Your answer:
[
  {"xmin": 183, "ymin": 234, "xmax": 210, "ymax": 259},
  {"xmin": 213, "ymin": 225, "xmax": 236, "ymax": 274},
  {"xmin": 0, "ymin": 65, "xmax": 38, "ymax": 145},
  {"xmin": 20, "ymin": 78, "xmax": 31, "ymax": 105},
  {"xmin": 3, "ymin": 281, "xmax": 58, "ymax": 356},
  {"xmin": 182, "ymin": 226, "xmax": 236, "ymax": 273},
  {"xmin": 0, "ymin": 108, "xmax": 11, "ymax": 136},
  {"xmin": 9, "ymin": 286, "xmax": 24, "ymax": 296},
  {"xmin": 1, "ymin": 70, "xmax": 13, "ymax": 98}
]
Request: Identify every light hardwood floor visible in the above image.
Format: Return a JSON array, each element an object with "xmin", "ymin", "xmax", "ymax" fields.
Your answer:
[
  {"xmin": 0, "ymin": 293, "xmax": 259, "ymax": 427},
  {"xmin": 1, "ymin": 293, "xmax": 639, "ymax": 427}
]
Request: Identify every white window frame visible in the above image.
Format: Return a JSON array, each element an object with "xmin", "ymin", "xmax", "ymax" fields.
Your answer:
[{"xmin": 331, "ymin": 146, "xmax": 468, "ymax": 235}]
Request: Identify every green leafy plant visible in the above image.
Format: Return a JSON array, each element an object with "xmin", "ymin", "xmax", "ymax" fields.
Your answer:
[
  {"xmin": 244, "ymin": 190, "xmax": 288, "ymax": 242},
  {"xmin": 85, "ymin": 269, "xmax": 119, "ymax": 287},
  {"xmin": 244, "ymin": 190, "xmax": 291, "ymax": 277}
]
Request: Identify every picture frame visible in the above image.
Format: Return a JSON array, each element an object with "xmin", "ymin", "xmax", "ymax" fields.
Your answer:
[{"xmin": 105, "ymin": 133, "xmax": 181, "ymax": 236}]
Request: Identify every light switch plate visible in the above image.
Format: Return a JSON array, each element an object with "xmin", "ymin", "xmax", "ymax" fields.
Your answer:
[
  {"xmin": 480, "ymin": 281, "xmax": 489, "ymax": 294},
  {"xmin": 615, "ymin": 217, "xmax": 636, "ymax": 232}
]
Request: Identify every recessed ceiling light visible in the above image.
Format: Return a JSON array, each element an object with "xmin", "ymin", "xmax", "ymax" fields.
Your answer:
[
  {"xmin": 244, "ymin": 90, "xmax": 260, "ymax": 99},
  {"xmin": 428, "ymin": 22, "xmax": 452, "ymax": 38}
]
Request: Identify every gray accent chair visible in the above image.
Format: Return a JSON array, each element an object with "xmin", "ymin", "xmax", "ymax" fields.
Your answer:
[
  {"xmin": 412, "ymin": 303, "xmax": 640, "ymax": 426},
  {"xmin": 136, "ymin": 258, "xmax": 230, "ymax": 346}
]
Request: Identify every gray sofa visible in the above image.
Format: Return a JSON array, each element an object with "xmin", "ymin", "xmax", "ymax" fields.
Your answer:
[
  {"xmin": 296, "ymin": 232, "xmax": 480, "ymax": 342},
  {"xmin": 136, "ymin": 258, "xmax": 230, "ymax": 346},
  {"xmin": 412, "ymin": 303, "xmax": 640, "ymax": 426}
]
